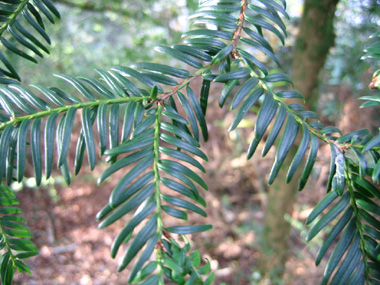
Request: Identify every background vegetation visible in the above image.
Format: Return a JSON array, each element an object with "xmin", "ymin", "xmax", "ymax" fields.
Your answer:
[{"xmin": 0, "ymin": 0, "xmax": 379, "ymax": 284}]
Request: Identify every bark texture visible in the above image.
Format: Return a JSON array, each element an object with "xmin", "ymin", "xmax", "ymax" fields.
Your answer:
[
  {"xmin": 259, "ymin": 0, "xmax": 340, "ymax": 281},
  {"xmin": 292, "ymin": 0, "xmax": 340, "ymax": 109}
]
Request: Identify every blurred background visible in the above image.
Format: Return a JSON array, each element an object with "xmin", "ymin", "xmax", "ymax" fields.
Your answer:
[{"xmin": 9, "ymin": 0, "xmax": 380, "ymax": 284}]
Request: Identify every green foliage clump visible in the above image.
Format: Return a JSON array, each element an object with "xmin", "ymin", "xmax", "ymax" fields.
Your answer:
[{"xmin": 0, "ymin": 0, "xmax": 379, "ymax": 284}]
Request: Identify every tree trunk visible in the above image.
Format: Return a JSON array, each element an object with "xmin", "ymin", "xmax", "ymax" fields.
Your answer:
[
  {"xmin": 259, "ymin": 0, "xmax": 340, "ymax": 282},
  {"xmin": 292, "ymin": 0, "xmax": 340, "ymax": 109},
  {"xmin": 259, "ymin": 151, "xmax": 299, "ymax": 282}
]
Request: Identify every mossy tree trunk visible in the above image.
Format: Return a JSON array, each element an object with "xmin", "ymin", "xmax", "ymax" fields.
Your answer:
[
  {"xmin": 259, "ymin": 0, "xmax": 340, "ymax": 282},
  {"xmin": 292, "ymin": 0, "xmax": 340, "ymax": 110}
]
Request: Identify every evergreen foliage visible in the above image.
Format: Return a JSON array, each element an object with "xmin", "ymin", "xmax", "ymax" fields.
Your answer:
[{"xmin": 0, "ymin": 0, "xmax": 379, "ymax": 284}]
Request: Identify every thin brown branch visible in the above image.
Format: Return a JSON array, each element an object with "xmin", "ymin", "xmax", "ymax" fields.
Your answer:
[
  {"xmin": 159, "ymin": 60, "xmax": 218, "ymax": 102},
  {"xmin": 158, "ymin": 0, "xmax": 249, "ymax": 102},
  {"xmin": 159, "ymin": 75, "xmax": 198, "ymax": 101},
  {"xmin": 231, "ymin": 0, "xmax": 248, "ymax": 58}
]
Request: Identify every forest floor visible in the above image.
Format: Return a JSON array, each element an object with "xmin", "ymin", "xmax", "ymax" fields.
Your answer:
[{"xmin": 12, "ymin": 85, "xmax": 374, "ymax": 285}]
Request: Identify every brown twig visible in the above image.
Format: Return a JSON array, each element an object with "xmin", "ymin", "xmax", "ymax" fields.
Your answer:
[
  {"xmin": 159, "ymin": 0, "xmax": 249, "ymax": 102},
  {"xmin": 232, "ymin": 0, "xmax": 248, "ymax": 59}
]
